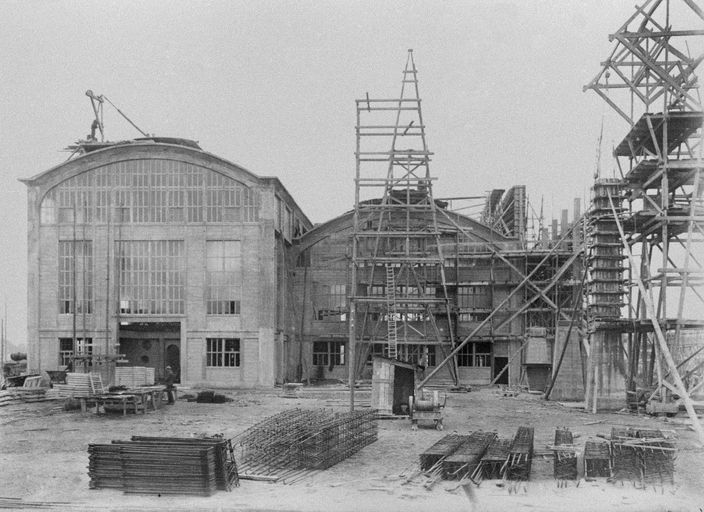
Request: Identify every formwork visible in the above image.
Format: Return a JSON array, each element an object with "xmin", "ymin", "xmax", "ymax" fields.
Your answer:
[
  {"xmin": 442, "ymin": 431, "xmax": 496, "ymax": 480},
  {"xmin": 506, "ymin": 426, "xmax": 534, "ymax": 481}
]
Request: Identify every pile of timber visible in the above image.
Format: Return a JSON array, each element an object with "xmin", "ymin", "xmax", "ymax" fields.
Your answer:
[
  {"xmin": 506, "ymin": 426, "xmax": 534, "ymax": 481},
  {"xmin": 115, "ymin": 367, "xmax": 155, "ymax": 388},
  {"xmin": 54, "ymin": 372, "xmax": 103, "ymax": 398},
  {"xmin": 584, "ymin": 440, "xmax": 611, "ymax": 478},
  {"xmin": 88, "ymin": 436, "xmax": 238, "ymax": 495},
  {"xmin": 611, "ymin": 427, "xmax": 675, "ymax": 486},
  {"xmin": 553, "ymin": 428, "xmax": 577, "ymax": 480},
  {"xmin": 0, "ymin": 388, "xmax": 53, "ymax": 407},
  {"xmin": 442, "ymin": 431, "xmax": 496, "ymax": 480}
]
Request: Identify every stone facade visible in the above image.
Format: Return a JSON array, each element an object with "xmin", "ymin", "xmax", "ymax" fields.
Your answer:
[{"xmin": 22, "ymin": 139, "xmax": 311, "ymax": 387}]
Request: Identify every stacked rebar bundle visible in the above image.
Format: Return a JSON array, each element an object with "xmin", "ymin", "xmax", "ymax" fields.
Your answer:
[
  {"xmin": 442, "ymin": 431, "xmax": 496, "ymax": 480},
  {"xmin": 476, "ymin": 438, "xmax": 511, "ymax": 480},
  {"xmin": 584, "ymin": 440, "xmax": 611, "ymax": 478},
  {"xmin": 88, "ymin": 436, "xmax": 238, "ymax": 495},
  {"xmin": 419, "ymin": 434, "xmax": 469, "ymax": 471},
  {"xmin": 506, "ymin": 426, "xmax": 534, "ymax": 481},
  {"xmin": 611, "ymin": 427, "xmax": 675, "ymax": 486},
  {"xmin": 129, "ymin": 436, "xmax": 239, "ymax": 490},
  {"xmin": 235, "ymin": 408, "xmax": 378, "ymax": 481},
  {"xmin": 611, "ymin": 427, "xmax": 641, "ymax": 481},
  {"xmin": 553, "ymin": 428, "xmax": 577, "ymax": 480}
]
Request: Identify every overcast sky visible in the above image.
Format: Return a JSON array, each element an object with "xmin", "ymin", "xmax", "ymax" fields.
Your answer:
[{"xmin": 1, "ymin": 1, "xmax": 701, "ymax": 349}]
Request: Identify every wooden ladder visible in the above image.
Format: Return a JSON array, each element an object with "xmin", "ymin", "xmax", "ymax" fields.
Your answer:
[{"xmin": 385, "ymin": 265, "xmax": 398, "ymax": 359}]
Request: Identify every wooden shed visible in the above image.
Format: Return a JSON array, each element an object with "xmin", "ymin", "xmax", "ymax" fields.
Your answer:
[{"xmin": 371, "ymin": 356, "xmax": 416, "ymax": 415}]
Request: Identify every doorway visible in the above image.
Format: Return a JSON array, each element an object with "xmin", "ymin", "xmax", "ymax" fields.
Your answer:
[
  {"xmin": 118, "ymin": 322, "xmax": 181, "ymax": 383},
  {"xmin": 494, "ymin": 357, "xmax": 509, "ymax": 385}
]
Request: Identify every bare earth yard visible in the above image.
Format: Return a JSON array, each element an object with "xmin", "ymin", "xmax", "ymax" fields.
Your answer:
[{"xmin": 1, "ymin": 386, "xmax": 703, "ymax": 511}]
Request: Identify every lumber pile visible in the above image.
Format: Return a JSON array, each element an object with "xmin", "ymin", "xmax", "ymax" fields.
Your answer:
[
  {"xmin": 115, "ymin": 367, "xmax": 155, "ymax": 388},
  {"xmin": 0, "ymin": 388, "xmax": 53, "ymax": 407},
  {"xmin": 88, "ymin": 436, "xmax": 238, "ymax": 495},
  {"xmin": 54, "ymin": 372, "xmax": 103, "ymax": 397}
]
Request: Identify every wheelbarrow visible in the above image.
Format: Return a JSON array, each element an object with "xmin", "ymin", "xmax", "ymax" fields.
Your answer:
[{"xmin": 409, "ymin": 389, "xmax": 446, "ymax": 430}]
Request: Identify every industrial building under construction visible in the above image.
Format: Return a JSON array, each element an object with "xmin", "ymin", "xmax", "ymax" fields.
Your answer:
[{"xmin": 10, "ymin": 0, "xmax": 704, "ymax": 443}]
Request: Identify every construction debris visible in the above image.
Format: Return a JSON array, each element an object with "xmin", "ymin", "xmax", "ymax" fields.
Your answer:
[
  {"xmin": 235, "ymin": 408, "xmax": 378, "ymax": 482},
  {"xmin": 88, "ymin": 435, "xmax": 238, "ymax": 496}
]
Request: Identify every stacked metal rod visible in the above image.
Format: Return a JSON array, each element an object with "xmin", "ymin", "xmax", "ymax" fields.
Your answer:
[
  {"xmin": 506, "ymin": 426, "xmax": 534, "ymax": 481},
  {"xmin": 235, "ymin": 408, "xmax": 378, "ymax": 481},
  {"xmin": 584, "ymin": 440, "xmax": 611, "ymax": 478},
  {"xmin": 88, "ymin": 436, "xmax": 238, "ymax": 495},
  {"xmin": 119, "ymin": 444, "xmax": 217, "ymax": 496},
  {"xmin": 442, "ymin": 431, "xmax": 496, "ymax": 480},
  {"xmin": 611, "ymin": 427, "xmax": 675, "ymax": 486},
  {"xmin": 553, "ymin": 428, "xmax": 577, "ymax": 480},
  {"xmin": 476, "ymin": 438, "xmax": 511, "ymax": 480},
  {"xmin": 419, "ymin": 434, "xmax": 469, "ymax": 471},
  {"xmin": 610, "ymin": 427, "xmax": 641, "ymax": 482},
  {"xmin": 129, "ymin": 436, "xmax": 239, "ymax": 490}
]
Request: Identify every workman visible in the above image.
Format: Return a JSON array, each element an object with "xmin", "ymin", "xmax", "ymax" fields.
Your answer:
[
  {"xmin": 417, "ymin": 351, "xmax": 428, "ymax": 380},
  {"xmin": 164, "ymin": 365, "xmax": 176, "ymax": 404}
]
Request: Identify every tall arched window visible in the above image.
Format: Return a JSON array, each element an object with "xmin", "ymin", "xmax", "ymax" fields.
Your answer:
[{"xmin": 40, "ymin": 159, "xmax": 260, "ymax": 225}]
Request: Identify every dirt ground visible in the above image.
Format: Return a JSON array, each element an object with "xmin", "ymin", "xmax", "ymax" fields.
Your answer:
[{"xmin": 1, "ymin": 385, "xmax": 704, "ymax": 512}]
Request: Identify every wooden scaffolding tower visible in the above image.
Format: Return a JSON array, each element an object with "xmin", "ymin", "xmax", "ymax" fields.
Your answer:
[
  {"xmin": 348, "ymin": 50, "xmax": 458, "ymax": 407},
  {"xmin": 584, "ymin": 0, "xmax": 704, "ymax": 442}
]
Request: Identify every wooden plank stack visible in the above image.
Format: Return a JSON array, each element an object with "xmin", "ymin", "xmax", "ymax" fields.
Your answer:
[
  {"xmin": 88, "ymin": 436, "xmax": 238, "ymax": 496},
  {"xmin": 115, "ymin": 367, "xmax": 155, "ymax": 388},
  {"xmin": 54, "ymin": 372, "xmax": 103, "ymax": 397}
]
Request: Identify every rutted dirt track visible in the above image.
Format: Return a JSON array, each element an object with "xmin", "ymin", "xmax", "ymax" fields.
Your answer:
[{"xmin": 1, "ymin": 386, "xmax": 703, "ymax": 511}]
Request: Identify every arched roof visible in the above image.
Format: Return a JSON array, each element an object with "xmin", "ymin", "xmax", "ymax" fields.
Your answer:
[
  {"xmin": 21, "ymin": 139, "xmax": 263, "ymax": 194},
  {"xmin": 296, "ymin": 206, "xmax": 515, "ymax": 253}
]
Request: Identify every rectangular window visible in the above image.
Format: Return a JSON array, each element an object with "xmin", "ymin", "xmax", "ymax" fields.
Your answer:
[
  {"xmin": 118, "ymin": 240, "xmax": 185, "ymax": 315},
  {"xmin": 206, "ymin": 338, "xmax": 241, "ymax": 367},
  {"xmin": 58, "ymin": 337, "xmax": 93, "ymax": 367},
  {"xmin": 397, "ymin": 344, "xmax": 436, "ymax": 366},
  {"xmin": 315, "ymin": 284, "xmax": 347, "ymax": 321},
  {"xmin": 457, "ymin": 285, "xmax": 491, "ymax": 309},
  {"xmin": 313, "ymin": 341, "xmax": 345, "ymax": 366},
  {"xmin": 206, "ymin": 241, "xmax": 241, "ymax": 315},
  {"xmin": 457, "ymin": 342, "xmax": 492, "ymax": 367},
  {"xmin": 58, "ymin": 241, "xmax": 93, "ymax": 314}
]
